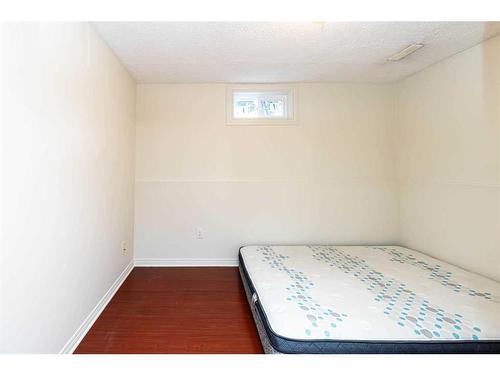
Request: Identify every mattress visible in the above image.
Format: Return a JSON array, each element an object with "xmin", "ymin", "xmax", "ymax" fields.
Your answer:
[{"xmin": 239, "ymin": 245, "xmax": 500, "ymax": 354}]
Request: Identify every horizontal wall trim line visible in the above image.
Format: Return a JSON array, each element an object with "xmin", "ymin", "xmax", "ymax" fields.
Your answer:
[
  {"xmin": 134, "ymin": 258, "xmax": 238, "ymax": 267},
  {"xmin": 135, "ymin": 179, "xmax": 303, "ymax": 183},
  {"xmin": 135, "ymin": 178, "xmax": 397, "ymax": 184},
  {"xmin": 59, "ymin": 260, "xmax": 134, "ymax": 354},
  {"xmin": 399, "ymin": 178, "xmax": 500, "ymax": 188}
]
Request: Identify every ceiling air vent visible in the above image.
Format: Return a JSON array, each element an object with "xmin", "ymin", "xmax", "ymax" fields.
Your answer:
[{"xmin": 387, "ymin": 43, "xmax": 424, "ymax": 61}]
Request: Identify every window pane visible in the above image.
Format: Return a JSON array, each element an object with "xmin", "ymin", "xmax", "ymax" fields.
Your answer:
[
  {"xmin": 259, "ymin": 97, "xmax": 285, "ymax": 117},
  {"xmin": 233, "ymin": 91, "xmax": 288, "ymax": 119},
  {"xmin": 234, "ymin": 99, "xmax": 258, "ymax": 118}
]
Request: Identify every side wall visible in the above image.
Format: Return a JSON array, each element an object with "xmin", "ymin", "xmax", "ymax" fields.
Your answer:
[
  {"xmin": 0, "ymin": 23, "xmax": 136, "ymax": 353},
  {"xmin": 395, "ymin": 34, "xmax": 500, "ymax": 281},
  {"xmin": 134, "ymin": 83, "xmax": 399, "ymax": 263}
]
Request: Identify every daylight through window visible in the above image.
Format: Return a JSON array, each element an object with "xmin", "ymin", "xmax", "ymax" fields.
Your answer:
[{"xmin": 227, "ymin": 85, "xmax": 296, "ymax": 125}]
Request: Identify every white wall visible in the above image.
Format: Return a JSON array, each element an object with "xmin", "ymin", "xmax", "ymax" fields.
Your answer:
[
  {"xmin": 134, "ymin": 83, "xmax": 399, "ymax": 263},
  {"xmin": 395, "ymin": 34, "xmax": 500, "ymax": 281},
  {"xmin": 0, "ymin": 23, "xmax": 136, "ymax": 353}
]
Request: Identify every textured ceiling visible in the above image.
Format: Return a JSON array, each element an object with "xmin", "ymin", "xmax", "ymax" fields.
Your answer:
[{"xmin": 94, "ymin": 22, "xmax": 500, "ymax": 83}]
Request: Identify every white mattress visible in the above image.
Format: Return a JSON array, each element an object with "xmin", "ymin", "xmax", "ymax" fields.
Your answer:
[{"xmin": 240, "ymin": 245, "xmax": 500, "ymax": 342}]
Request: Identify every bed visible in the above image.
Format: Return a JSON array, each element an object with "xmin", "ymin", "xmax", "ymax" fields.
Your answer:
[{"xmin": 239, "ymin": 245, "xmax": 500, "ymax": 354}]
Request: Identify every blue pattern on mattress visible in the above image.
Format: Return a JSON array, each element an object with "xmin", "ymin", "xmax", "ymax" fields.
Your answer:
[
  {"xmin": 371, "ymin": 246, "xmax": 499, "ymax": 303},
  {"xmin": 258, "ymin": 246, "xmax": 347, "ymax": 338},
  {"xmin": 310, "ymin": 246, "xmax": 483, "ymax": 340}
]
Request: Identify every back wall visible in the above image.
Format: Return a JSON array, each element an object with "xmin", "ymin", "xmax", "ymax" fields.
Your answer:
[{"xmin": 134, "ymin": 83, "xmax": 399, "ymax": 264}]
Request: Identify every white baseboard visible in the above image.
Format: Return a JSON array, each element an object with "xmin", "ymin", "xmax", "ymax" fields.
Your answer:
[
  {"xmin": 59, "ymin": 260, "xmax": 134, "ymax": 354},
  {"xmin": 134, "ymin": 258, "xmax": 238, "ymax": 267}
]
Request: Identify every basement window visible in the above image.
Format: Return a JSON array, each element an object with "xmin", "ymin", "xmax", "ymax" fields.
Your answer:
[{"xmin": 226, "ymin": 85, "xmax": 297, "ymax": 125}]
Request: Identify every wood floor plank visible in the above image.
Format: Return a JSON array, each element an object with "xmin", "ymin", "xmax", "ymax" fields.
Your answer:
[{"xmin": 74, "ymin": 267, "xmax": 263, "ymax": 354}]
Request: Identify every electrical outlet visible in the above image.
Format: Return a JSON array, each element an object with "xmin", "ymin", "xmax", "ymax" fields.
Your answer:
[
  {"xmin": 196, "ymin": 227, "xmax": 204, "ymax": 240},
  {"xmin": 121, "ymin": 241, "xmax": 127, "ymax": 254}
]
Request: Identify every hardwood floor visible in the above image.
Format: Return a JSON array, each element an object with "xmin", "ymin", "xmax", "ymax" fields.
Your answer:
[{"xmin": 74, "ymin": 267, "xmax": 263, "ymax": 354}]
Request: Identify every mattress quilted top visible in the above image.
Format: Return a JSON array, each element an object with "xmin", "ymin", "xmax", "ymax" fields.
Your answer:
[{"xmin": 240, "ymin": 245, "xmax": 500, "ymax": 341}]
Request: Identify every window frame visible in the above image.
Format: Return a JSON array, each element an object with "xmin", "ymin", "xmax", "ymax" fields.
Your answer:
[{"xmin": 226, "ymin": 84, "xmax": 298, "ymax": 126}]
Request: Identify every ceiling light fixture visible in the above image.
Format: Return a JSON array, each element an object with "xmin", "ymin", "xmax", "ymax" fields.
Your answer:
[{"xmin": 387, "ymin": 43, "xmax": 424, "ymax": 61}]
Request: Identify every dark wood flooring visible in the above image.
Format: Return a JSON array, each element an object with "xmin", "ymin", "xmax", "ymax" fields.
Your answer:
[{"xmin": 74, "ymin": 267, "xmax": 263, "ymax": 354}]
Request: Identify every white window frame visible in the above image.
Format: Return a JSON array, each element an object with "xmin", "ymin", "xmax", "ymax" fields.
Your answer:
[{"xmin": 226, "ymin": 84, "xmax": 298, "ymax": 126}]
